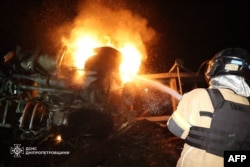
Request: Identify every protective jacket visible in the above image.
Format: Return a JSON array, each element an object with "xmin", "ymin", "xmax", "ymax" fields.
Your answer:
[
  {"xmin": 167, "ymin": 88, "xmax": 250, "ymax": 167},
  {"xmin": 186, "ymin": 88, "xmax": 250, "ymax": 157}
]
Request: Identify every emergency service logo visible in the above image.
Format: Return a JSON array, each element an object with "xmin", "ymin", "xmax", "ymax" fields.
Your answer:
[
  {"xmin": 10, "ymin": 144, "xmax": 24, "ymax": 158},
  {"xmin": 9, "ymin": 144, "xmax": 70, "ymax": 158}
]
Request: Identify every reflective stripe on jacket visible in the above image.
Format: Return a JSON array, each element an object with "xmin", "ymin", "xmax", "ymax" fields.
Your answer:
[
  {"xmin": 186, "ymin": 89, "xmax": 250, "ymax": 157},
  {"xmin": 167, "ymin": 88, "xmax": 250, "ymax": 167}
]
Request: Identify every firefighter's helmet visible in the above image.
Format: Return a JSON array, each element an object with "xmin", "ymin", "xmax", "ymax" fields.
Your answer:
[{"xmin": 205, "ymin": 48, "xmax": 250, "ymax": 85}]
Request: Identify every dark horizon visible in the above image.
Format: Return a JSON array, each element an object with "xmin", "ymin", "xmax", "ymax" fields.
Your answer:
[{"xmin": 1, "ymin": 0, "xmax": 250, "ymax": 73}]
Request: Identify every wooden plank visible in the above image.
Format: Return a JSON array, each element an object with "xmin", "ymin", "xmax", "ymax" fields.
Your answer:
[
  {"xmin": 135, "ymin": 115, "xmax": 170, "ymax": 122},
  {"xmin": 139, "ymin": 72, "xmax": 203, "ymax": 80},
  {"xmin": 169, "ymin": 78, "xmax": 178, "ymax": 111}
]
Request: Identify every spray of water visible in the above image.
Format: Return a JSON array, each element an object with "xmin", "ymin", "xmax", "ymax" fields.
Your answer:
[{"xmin": 131, "ymin": 75, "xmax": 183, "ymax": 100}]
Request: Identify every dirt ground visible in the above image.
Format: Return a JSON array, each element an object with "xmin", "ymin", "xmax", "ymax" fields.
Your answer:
[
  {"xmin": 55, "ymin": 119, "xmax": 184, "ymax": 167},
  {"xmin": 1, "ymin": 110, "xmax": 184, "ymax": 167}
]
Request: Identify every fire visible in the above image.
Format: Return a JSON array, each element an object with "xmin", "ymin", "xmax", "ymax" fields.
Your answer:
[
  {"xmin": 54, "ymin": 134, "xmax": 62, "ymax": 144},
  {"xmin": 62, "ymin": 33, "xmax": 102, "ymax": 70},
  {"xmin": 59, "ymin": 1, "xmax": 156, "ymax": 84},
  {"xmin": 69, "ymin": 35, "xmax": 100, "ymax": 68},
  {"xmin": 119, "ymin": 44, "xmax": 142, "ymax": 83},
  {"xmin": 62, "ymin": 33, "xmax": 143, "ymax": 84}
]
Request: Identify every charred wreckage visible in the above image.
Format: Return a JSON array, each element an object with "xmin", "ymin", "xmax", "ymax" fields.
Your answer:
[
  {"xmin": 0, "ymin": 45, "xmax": 171, "ymax": 149},
  {"xmin": 0, "ymin": 46, "xmax": 142, "ymax": 145}
]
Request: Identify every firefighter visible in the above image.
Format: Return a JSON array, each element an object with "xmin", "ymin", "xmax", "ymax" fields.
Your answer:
[{"xmin": 167, "ymin": 48, "xmax": 250, "ymax": 167}]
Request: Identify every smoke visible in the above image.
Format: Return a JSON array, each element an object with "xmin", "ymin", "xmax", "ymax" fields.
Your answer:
[{"xmin": 60, "ymin": 0, "xmax": 156, "ymax": 61}]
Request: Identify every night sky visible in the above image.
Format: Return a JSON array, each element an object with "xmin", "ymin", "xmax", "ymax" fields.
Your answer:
[{"xmin": 1, "ymin": 0, "xmax": 250, "ymax": 73}]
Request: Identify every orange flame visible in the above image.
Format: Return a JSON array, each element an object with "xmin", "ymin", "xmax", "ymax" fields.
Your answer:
[
  {"xmin": 119, "ymin": 44, "xmax": 142, "ymax": 83},
  {"xmin": 62, "ymin": 35, "xmax": 142, "ymax": 83},
  {"xmin": 60, "ymin": 1, "xmax": 155, "ymax": 84}
]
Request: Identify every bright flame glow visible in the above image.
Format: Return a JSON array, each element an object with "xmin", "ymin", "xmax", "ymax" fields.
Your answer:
[
  {"xmin": 55, "ymin": 134, "xmax": 62, "ymax": 143},
  {"xmin": 62, "ymin": 34, "xmax": 102, "ymax": 69},
  {"xmin": 62, "ymin": 33, "xmax": 143, "ymax": 83},
  {"xmin": 72, "ymin": 35, "xmax": 98, "ymax": 68},
  {"xmin": 119, "ymin": 44, "xmax": 142, "ymax": 83},
  {"xmin": 59, "ymin": 2, "xmax": 156, "ymax": 84}
]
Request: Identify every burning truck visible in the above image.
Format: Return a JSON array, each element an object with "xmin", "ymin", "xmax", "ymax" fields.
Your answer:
[{"xmin": 0, "ymin": 45, "xmax": 139, "ymax": 145}]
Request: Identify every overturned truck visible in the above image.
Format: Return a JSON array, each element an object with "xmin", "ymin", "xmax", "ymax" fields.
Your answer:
[{"xmin": 0, "ymin": 46, "xmax": 134, "ymax": 145}]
